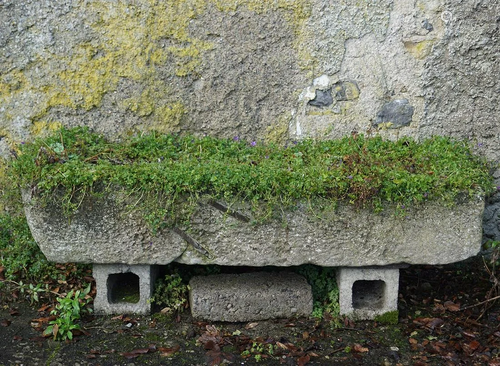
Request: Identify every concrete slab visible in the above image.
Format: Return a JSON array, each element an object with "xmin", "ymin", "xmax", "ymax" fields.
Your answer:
[
  {"xmin": 189, "ymin": 272, "xmax": 313, "ymax": 322},
  {"xmin": 93, "ymin": 264, "xmax": 158, "ymax": 315},
  {"xmin": 336, "ymin": 267, "xmax": 400, "ymax": 320}
]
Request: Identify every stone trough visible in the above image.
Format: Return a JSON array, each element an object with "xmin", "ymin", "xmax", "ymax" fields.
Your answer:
[{"xmin": 22, "ymin": 189, "xmax": 485, "ymax": 321}]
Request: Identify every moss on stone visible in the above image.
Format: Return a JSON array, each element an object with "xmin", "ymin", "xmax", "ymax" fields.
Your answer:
[{"xmin": 374, "ymin": 310, "xmax": 399, "ymax": 324}]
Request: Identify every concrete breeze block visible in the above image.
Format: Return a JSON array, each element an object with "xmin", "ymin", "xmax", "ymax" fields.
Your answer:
[
  {"xmin": 336, "ymin": 267, "xmax": 400, "ymax": 320},
  {"xmin": 189, "ymin": 272, "xmax": 313, "ymax": 322},
  {"xmin": 93, "ymin": 264, "xmax": 158, "ymax": 315}
]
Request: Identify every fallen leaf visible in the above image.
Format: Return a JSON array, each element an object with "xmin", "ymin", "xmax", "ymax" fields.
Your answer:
[
  {"xmin": 1, "ymin": 319, "xmax": 11, "ymax": 327},
  {"xmin": 444, "ymin": 301, "xmax": 460, "ymax": 312},
  {"xmin": 409, "ymin": 338, "xmax": 418, "ymax": 345},
  {"xmin": 160, "ymin": 307, "xmax": 172, "ymax": 314},
  {"xmin": 37, "ymin": 304, "xmax": 51, "ymax": 312},
  {"xmin": 464, "ymin": 340, "xmax": 481, "ymax": 352},
  {"xmin": 203, "ymin": 340, "xmax": 218, "ymax": 351},
  {"xmin": 428, "ymin": 318, "xmax": 445, "ymax": 329},
  {"xmin": 121, "ymin": 352, "xmax": 140, "ymax": 359},
  {"xmin": 52, "ymin": 323, "xmax": 59, "ymax": 340},
  {"xmin": 131, "ymin": 348, "xmax": 150, "ymax": 354},
  {"xmin": 198, "ymin": 325, "xmax": 223, "ymax": 351},
  {"xmin": 297, "ymin": 353, "xmax": 310, "ymax": 366},
  {"xmin": 159, "ymin": 344, "xmax": 180, "ymax": 357},
  {"xmin": 414, "ymin": 317, "xmax": 444, "ymax": 330},
  {"xmin": 245, "ymin": 322, "xmax": 258, "ymax": 330},
  {"xmin": 353, "ymin": 343, "xmax": 369, "ymax": 353},
  {"xmin": 9, "ymin": 309, "xmax": 20, "ymax": 316},
  {"xmin": 32, "ymin": 316, "xmax": 56, "ymax": 324},
  {"xmin": 207, "ymin": 350, "xmax": 222, "ymax": 366},
  {"xmin": 121, "ymin": 348, "xmax": 151, "ymax": 359},
  {"xmin": 303, "ymin": 331, "xmax": 309, "ymax": 340},
  {"xmin": 433, "ymin": 304, "xmax": 445, "ymax": 313},
  {"xmin": 276, "ymin": 341, "xmax": 288, "ymax": 350},
  {"xmin": 462, "ymin": 331, "xmax": 476, "ymax": 338}
]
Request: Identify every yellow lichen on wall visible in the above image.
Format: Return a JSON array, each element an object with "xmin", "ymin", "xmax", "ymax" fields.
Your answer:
[
  {"xmin": 0, "ymin": 70, "xmax": 27, "ymax": 99},
  {"xmin": 121, "ymin": 80, "xmax": 185, "ymax": 133},
  {"xmin": 30, "ymin": 121, "xmax": 63, "ymax": 137},
  {"xmin": 34, "ymin": 0, "xmax": 214, "ymax": 132},
  {"xmin": 404, "ymin": 40, "xmax": 435, "ymax": 60},
  {"xmin": 146, "ymin": 102, "xmax": 186, "ymax": 133},
  {"xmin": 1, "ymin": 0, "xmax": 314, "ymax": 139},
  {"xmin": 41, "ymin": 0, "xmax": 311, "ymax": 115},
  {"xmin": 264, "ymin": 111, "xmax": 291, "ymax": 144}
]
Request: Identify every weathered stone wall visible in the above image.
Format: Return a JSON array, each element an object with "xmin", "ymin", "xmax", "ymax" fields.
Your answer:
[{"xmin": 1, "ymin": 0, "xmax": 499, "ymax": 238}]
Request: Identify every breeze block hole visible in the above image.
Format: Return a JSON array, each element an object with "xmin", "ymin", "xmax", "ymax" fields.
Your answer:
[
  {"xmin": 352, "ymin": 279, "xmax": 385, "ymax": 310},
  {"xmin": 107, "ymin": 272, "xmax": 140, "ymax": 304}
]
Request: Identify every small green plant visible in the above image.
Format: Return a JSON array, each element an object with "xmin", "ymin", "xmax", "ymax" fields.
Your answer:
[
  {"xmin": 296, "ymin": 265, "xmax": 340, "ymax": 318},
  {"xmin": 0, "ymin": 213, "xmax": 91, "ymax": 298},
  {"xmin": 241, "ymin": 341, "xmax": 274, "ymax": 362},
  {"xmin": 16, "ymin": 281, "xmax": 50, "ymax": 304},
  {"xmin": 0, "ymin": 214, "xmax": 59, "ymax": 282},
  {"xmin": 150, "ymin": 273, "xmax": 189, "ymax": 313},
  {"xmin": 44, "ymin": 284, "xmax": 92, "ymax": 341}
]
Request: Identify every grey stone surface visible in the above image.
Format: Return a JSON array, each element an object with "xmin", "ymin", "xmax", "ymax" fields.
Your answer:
[
  {"xmin": 332, "ymin": 81, "xmax": 360, "ymax": 102},
  {"xmin": 23, "ymin": 189, "xmax": 485, "ymax": 267},
  {"xmin": 374, "ymin": 99, "xmax": 414, "ymax": 128},
  {"xmin": 93, "ymin": 264, "xmax": 158, "ymax": 315},
  {"xmin": 22, "ymin": 189, "xmax": 187, "ymax": 264},
  {"xmin": 336, "ymin": 267, "xmax": 400, "ymax": 320},
  {"xmin": 176, "ymin": 198, "xmax": 485, "ymax": 267},
  {"xmin": 308, "ymin": 89, "xmax": 333, "ymax": 107},
  {"xmin": 189, "ymin": 272, "xmax": 312, "ymax": 322}
]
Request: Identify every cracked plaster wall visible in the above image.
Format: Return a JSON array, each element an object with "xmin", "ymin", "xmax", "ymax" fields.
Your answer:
[{"xmin": 1, "ymin": 0, "xmax": 499, "ymax": 239}]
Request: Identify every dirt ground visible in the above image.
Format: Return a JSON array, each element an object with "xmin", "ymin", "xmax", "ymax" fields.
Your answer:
[{"xmin": 1, "ymin": 256, "xmax": 500, "ymax": 366}]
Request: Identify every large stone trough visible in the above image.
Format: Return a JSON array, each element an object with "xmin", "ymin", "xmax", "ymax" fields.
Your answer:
[{"xmin": 22, "ymin": 189, "xmax": 485, "ymax": 320}]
